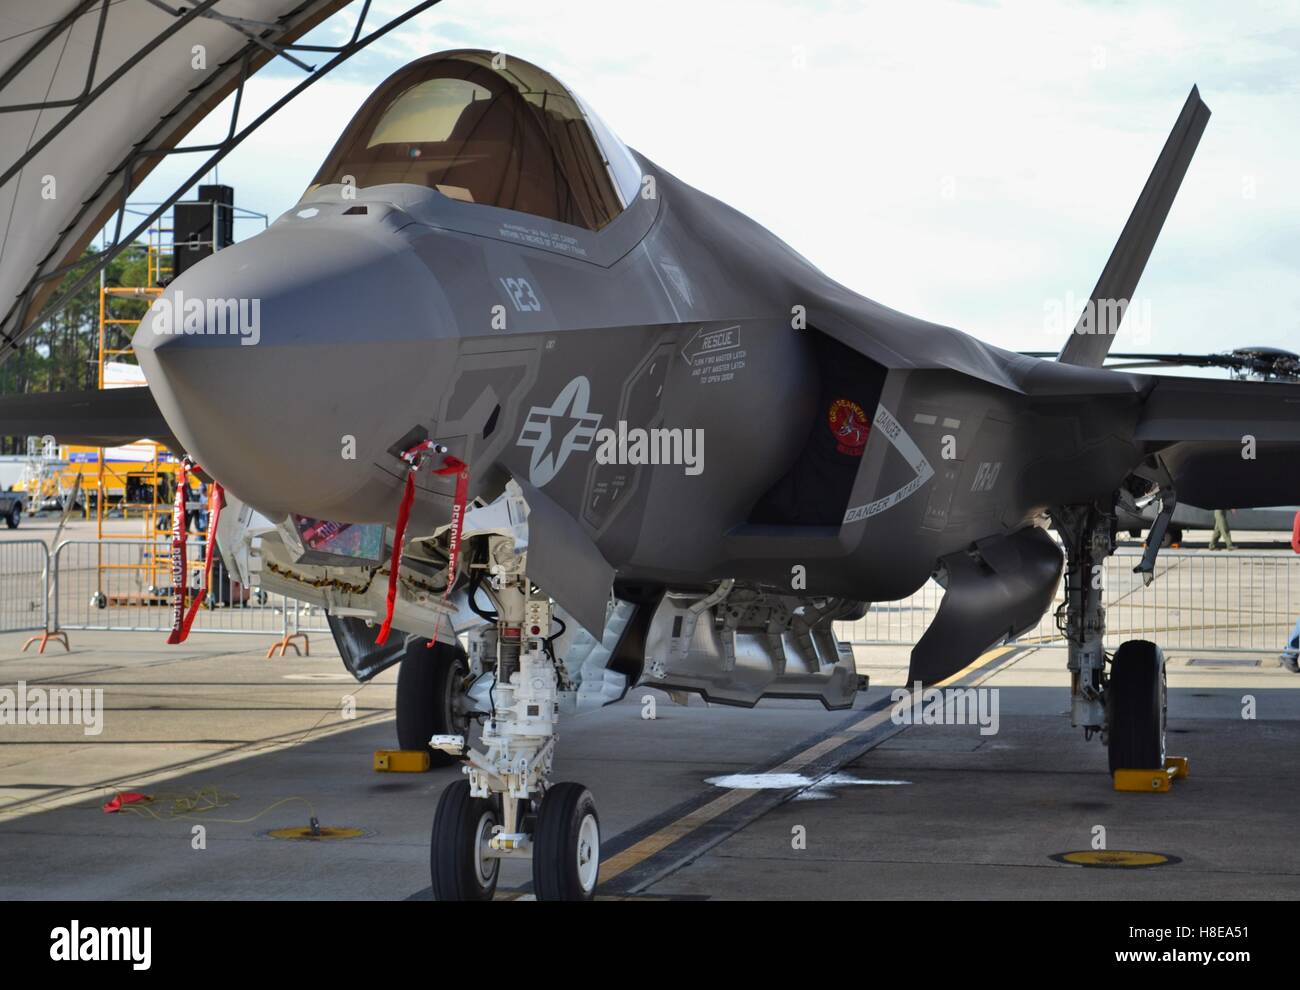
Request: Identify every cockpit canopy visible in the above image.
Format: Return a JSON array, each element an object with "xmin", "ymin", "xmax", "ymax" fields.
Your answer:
[{"xmin": 306, "ymin": 50, "xmax": 641, "ymax": 231}]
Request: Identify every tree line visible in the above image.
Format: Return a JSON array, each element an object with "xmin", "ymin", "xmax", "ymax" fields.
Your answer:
[{"xmin": 0, "ymin": 244, "xmax": 158, "ymax": 455}]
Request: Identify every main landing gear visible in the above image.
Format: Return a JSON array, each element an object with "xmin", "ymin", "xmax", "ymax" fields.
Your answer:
[
  {"xmin": 396, "ymin": 640, "xmax": 470, "ymax": 768},
  {"xmin": 1053, "ymin": 503, "xmax": 1168, "ymax": 777},
  {"xmin": 427, "ymin": 542, "xmax": 601, "ymax": 901},
  {"xmin": 1107, "ymin": 639, "xmax": 1167, "ymax": 774}
]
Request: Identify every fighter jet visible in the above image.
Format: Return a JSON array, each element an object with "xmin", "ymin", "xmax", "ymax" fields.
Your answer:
[{"xmin": 5, "ymin": 50, "xmax": 1299, "ymax": 901}]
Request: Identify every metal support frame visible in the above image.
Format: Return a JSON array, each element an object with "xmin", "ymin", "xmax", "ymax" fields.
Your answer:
[{"xmin": 0, "ymin": 0, "xmax": 444, "ymax": 357}]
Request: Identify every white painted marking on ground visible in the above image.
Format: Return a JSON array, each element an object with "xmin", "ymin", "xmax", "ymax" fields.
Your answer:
[
  {"xmin": 281, "ymin": 673, "xmax": 356, "ymax": 681},
  {"xmin": 704, "ymin": 771, "xmax": 911, "ymax": 795}
]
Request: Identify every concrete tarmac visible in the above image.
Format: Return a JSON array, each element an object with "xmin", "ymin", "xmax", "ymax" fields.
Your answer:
[{"xmin": 2, "ymin": 622, "xmax": 1298, "ymax": 900}]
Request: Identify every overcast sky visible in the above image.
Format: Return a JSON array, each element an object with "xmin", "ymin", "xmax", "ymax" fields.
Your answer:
[{"xmin": 127, "ymin": 0, "xmax": 1300, "ymax": 361}]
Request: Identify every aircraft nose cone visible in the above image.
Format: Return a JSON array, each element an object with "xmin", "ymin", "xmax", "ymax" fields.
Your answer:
[{"xmin": 133, "ymin": 214, "xmax": 450, "ymax": 519}]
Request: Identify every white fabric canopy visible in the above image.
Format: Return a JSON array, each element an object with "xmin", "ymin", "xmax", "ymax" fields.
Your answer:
[{"xmin": 0, "ymin": 0, "xmax": 355, "ymax": 355}]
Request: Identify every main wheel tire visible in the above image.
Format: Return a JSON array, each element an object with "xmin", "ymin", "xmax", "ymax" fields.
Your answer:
[
  {"xmin": 1108, "ymin": 639, "xmax": 1166, "ymax": 774},
  {"xmin": 5, "ymin": 504, "xmax": 20, "ymax": 529},
  {"xmin": 396, "ymin": 642, "xmax": 467, "ymax": 768},
  {"xmin": 532, "ymin": 782, "xmax": 600, "ymax": 901},
  {"xmin": 429, "ymin": 779, "xmax": 499, "ymax": 901},
  {"xmin": 1161, "ymin": 526, "xmax": 1183, "ymax": 547}
]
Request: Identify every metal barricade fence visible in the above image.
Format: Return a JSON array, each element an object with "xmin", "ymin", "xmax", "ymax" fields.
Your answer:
[
  {"xmin": 835, "ymin": 549, "xmax": 1300, "ymax": 655},
  {"xmin": 6, "ymin": 539, "xmax": 1294, "ymax": 655},
  {"xmin": 0, "ymin": 540, "xmax": 49, "ymax": 633},
  {"xmin": 49, "ymin": 539, "xmax": 327, "ymax": 637}
]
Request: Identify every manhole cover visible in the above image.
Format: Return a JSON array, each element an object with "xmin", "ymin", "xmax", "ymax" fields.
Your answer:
[
  {"xmin": 1050, "ymin": 850, "xmax": 1180, "ymax": 868},
  {"xmin": 265, "ymin": 825, "xmax": 368, "ymax": 841}
]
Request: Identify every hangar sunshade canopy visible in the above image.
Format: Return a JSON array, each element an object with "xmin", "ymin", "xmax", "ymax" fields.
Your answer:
[{"xmin": 0, "ymin": 0, "xmax": 440, "ymax": 363}]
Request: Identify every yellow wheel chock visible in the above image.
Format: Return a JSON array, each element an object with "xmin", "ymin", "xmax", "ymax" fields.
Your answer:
[
  {"xmin": 1113, "ymin": 756, "xmax": 1188, "ymax": 793},
  {"xmin": 373, "ymin": 749, "xmax": 431, "ymax": 773}
]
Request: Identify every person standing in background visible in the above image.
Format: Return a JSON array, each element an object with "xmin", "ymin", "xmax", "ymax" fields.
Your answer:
[{"xmin": 1210, "ymin": 508, "xmax": 1235, "ymax": 551}]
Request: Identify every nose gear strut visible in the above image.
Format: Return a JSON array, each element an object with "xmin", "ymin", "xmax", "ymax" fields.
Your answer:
[{"xmin": 428, "ymin": 533, "xmax": 602, "ymax": 901}]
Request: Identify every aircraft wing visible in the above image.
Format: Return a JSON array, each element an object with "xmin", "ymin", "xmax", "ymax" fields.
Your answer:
[
  {"xmin": 0, "ymin": 387, "xmax": 177, "ymax": 450},
  {"xmin": 1136, "ymin": 376, "xmax": 1300, "ymax": 509}
]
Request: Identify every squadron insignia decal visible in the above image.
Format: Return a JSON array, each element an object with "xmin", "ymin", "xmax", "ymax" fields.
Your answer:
[{"xmin": 829, "ymin": 398, "xmax": 870, "ymax": 456}]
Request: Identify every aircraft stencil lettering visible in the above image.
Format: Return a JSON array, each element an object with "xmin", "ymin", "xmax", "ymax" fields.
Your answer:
[
  {"xmin": 500, "ymin": 276, "xmax": 541, "ymax": 312},
  {"xmin": 971, "ymin": 461, "xmax": 1002, "ymax": 492}
]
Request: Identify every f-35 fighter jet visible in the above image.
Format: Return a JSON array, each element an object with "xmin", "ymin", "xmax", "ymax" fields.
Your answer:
[{"xmin": 9, "ymin": 51, "xmax": 1298, "ymax": 900}]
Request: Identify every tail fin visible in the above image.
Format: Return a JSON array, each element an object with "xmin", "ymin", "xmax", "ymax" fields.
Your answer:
[{"xmin": 1058, "ymin": 86, "xmax": 1210, "ymax": 367}]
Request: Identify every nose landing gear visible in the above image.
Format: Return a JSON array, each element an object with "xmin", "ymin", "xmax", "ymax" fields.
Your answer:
[{"xmin": 428, "ymin": 546, "xmax": 600, "ymax": 901}]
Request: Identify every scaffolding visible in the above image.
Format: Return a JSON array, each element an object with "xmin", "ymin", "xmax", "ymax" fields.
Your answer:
[
  {"xmin": 85, "ymin": 197, "xmax": 269, "ymax": 606},
  {"xmin": 93, "ymin": 231, "xmax": 172, "ymax": 603}
]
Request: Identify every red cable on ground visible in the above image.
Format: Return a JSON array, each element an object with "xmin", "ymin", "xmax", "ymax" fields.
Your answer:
[{"xmin": 102, "ymin": 791, "xmax": 151, "ymax": 814}]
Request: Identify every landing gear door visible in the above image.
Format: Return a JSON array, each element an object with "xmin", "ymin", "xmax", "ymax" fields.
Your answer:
[{"xmin": 213, "ymin": 490, "xmax": 277, "ymax": 590}]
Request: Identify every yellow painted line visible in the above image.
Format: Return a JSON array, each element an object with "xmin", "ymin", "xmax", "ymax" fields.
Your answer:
[{"xmin": 597, "ymin": 645, "xmax": 1016, "ymax": 885}]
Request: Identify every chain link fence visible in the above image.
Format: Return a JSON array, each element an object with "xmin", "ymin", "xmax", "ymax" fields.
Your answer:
[
  {"xmin": 0, "ymin": 540, "xmax": 49, "ymax": 633},
  {"xmin": 836, "ymin": 548, "xmax": 1300, "ymax": 655},
  {"xmin": 48, "ymin": 539, "xmax": 329, "ymax": 638},
  {"xmin": 2, "ymin": 540, "xmax": 1295, "ymax": 656}
]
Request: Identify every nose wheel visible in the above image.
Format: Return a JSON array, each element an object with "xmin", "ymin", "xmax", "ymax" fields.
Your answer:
[
  {"xmin": 532, "ymin": 783, "xmax": 600, "ymax": 901},
  {"xmin": 429, "ymin": 780, "xmax": 601, "ymax": 901},
  {"xmin": 430, "ymin": 779, "xmax": 500, "ymax": 901}
]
